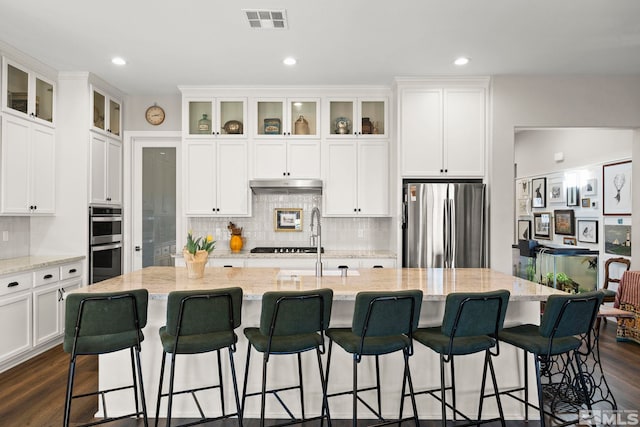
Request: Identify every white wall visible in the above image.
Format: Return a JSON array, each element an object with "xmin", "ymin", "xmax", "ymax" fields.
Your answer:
[
  {"xmin": 515, "ymin": 128, "xmax": 632, "ymax": 178},
  {"xmin": 491, "ymin": 76, "xmax": 640, "ymax": 273}
]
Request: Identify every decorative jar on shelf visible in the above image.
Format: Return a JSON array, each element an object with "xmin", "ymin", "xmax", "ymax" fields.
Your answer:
[{"xmin": 198, "ymin": 114, "xmax": 212, "ymax": 134}]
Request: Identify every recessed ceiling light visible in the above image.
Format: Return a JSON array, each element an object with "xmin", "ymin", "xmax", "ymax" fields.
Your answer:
[
  {"xmin": 112, "ymin": 57, "xmax": 127, "ymax": 66},
  {"xmin": 454, "ymin": 57, "xmax": 470, "ymax": 66},
  {"xmin": 283, "ymin": 57, "xmax": 297, "ymax": 66}
]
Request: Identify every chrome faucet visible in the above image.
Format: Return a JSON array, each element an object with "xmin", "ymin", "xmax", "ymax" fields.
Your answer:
[{"xmin": 310, "ymin": 207, "xmax": 322, "ymax": 277}]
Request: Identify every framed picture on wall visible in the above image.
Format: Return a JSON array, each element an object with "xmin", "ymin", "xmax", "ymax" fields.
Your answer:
[
  {"xmin": 517, "ymin": 198, "xmax": 530, "ymax": 216},
  {"xmin": 603, "ymin": 161, "xmax": 632, "ymax": 215},
  {"xmin": 577, "ymin": 219, "xmax": 598, "ymax": 244},
  {"xmin": 563, "ymin": 237, "xmax": 577, "ymax": 246},
  {"xmin": 531, "ymin": 178, "xmax": 546, "ymax": 208},
  {"xmin": 274, "ymin": 208, "xmax": 303, "ymax": 231},
  {"xmin": 516, "ymin": 178, "xmax": 531, "ymax": 199},
  {"xmin": 517, "ymin": 220, "xmax": 531, "ymax": 241},
  {"xmin": 582, "ymin": 178, "xmax": 597, "ymax": 197},
  {"xmin": 548, "ymin": 178, "xmax": 565, "ymax": 204},
  {"xmin": 533, "ymin": 212, "xmax": 551, "ymax": 239},
  {"xmin": 553, "ymin": 209, "xmax": 575, "ymax": 235},
  {"xmin": 566, "ymin": 186, "xmax": 579, "ymax": 206}
]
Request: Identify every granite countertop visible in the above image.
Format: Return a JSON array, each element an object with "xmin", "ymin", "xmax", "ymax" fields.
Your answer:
[
  {"xmin": 78, "ymin": 266, "xmax": 565, "ymax": 302},
  {"xmin": 176, "ymin": 250, "xmax": 397, "ymax": 259},
  {"xmin": 0, "ymin": 255, "xmax": 85, "ymax": 276}
]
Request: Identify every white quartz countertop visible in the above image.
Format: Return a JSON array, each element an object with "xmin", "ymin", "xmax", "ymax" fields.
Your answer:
[
  {"xmin": 78, "ymin": 266, "xmax": 565, "ymax": 302},
  {"xmin": 174, "ymin": 249, "xmax": 396, "ymax": 259},
  {"xmin": 0, "ymin": 255, "xmax": 85, "ymax": 276}
]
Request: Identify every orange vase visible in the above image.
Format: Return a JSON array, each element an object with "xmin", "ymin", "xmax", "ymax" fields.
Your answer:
[{"xmin": 229, "ymin": 235, "xmax": 243, "ymax": 253}]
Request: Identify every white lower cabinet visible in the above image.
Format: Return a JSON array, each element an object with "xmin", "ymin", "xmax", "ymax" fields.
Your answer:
[{"xmin": 0, "ymin": 261, "xmax": 83, "ymax": 371}]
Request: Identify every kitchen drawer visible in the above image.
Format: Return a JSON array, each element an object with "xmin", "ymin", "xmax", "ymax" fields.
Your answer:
[
  {"xmin": 0, "ymin": 272, "xmax": 33, "ymax": 297},
  {"xmin": 60, "ymin": 262, "xmax": 83, "ymax": 280},
  {"xmin": 33, "ymin": 267, "xmax": 60, "ymax": 288}
]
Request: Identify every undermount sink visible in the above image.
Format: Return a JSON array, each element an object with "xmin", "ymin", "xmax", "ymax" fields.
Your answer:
[{"xmin": 277, "ymin": 269, "xmax": 360, "ymax": 279}]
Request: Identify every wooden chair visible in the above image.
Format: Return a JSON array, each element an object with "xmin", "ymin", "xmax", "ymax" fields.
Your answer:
[{"xmin": 597, "ymin": 257, "xmax": 631, "ymax": 330}]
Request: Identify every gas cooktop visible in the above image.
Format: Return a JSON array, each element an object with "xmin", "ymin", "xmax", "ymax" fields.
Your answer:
[{"xmin": 250, "ymin": 247, "xmax": 324, "ymax": 254}]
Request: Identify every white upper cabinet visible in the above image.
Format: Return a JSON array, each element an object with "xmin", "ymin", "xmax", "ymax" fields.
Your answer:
[
  {"xmin": 253, "ymin": 139, "xmax": 320, "ymax": 179},
  {"xmin": 323, "ymin": 139, "xmax": 389, "ymax": 217},
  {"xmin": 184, "ymin": 97, "xmax": 247, "ymax": 138},
  {"xmin": 1, "ymin": 115, "xmax": 55, "ymax": 214},
  {"xmin": 89, "ymin": 133, "xmax": 122, "ymax": 206},
  {"xmin": 183, "ymin": 140, "xmax": 250, "ymax": 216},
  {"xmin": 91, "ymin": 85, "xmax": 122, "ymax": 139},
  {"xmin": 399, "ymin": 80, "xmax": 487, "ymax": 177},
  {"xmin": 325, "ymin": 98, "xmax": 387, "ymax": 138},
  {"xmin": 2, "ymin": 57, "xmax": 55, "ymax": 126},
  {"xmin": 254, "ymin": 98, "xmax": 320, "ymax": 138}
]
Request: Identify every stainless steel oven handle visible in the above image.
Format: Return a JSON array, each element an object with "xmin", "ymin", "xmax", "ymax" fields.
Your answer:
[
  {"xmin": 91, "ymin": 242, "xmax": 123, "ymax": 252},
  {"xmin": 91, "ymin": 216, "xmax": 122, "ymax": 222}
]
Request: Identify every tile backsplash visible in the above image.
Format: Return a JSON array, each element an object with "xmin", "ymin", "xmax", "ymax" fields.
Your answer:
[
  {"xmin": 188, "ymin": 194, "xmax": 392, "ymax": 251},
  {"xmin": 0, "ymin": 217, "xmax": 30, "ymax": 259}
]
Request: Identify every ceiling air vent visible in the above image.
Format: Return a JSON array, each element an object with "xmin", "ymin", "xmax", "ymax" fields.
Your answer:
[{"xmin": 243, "ymin": 9, "xmax": 288, "ymax": 29}]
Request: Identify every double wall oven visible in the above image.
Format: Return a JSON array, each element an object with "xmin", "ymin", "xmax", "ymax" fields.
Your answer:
[{"xmin": 89, "ymin": 206, "xmax": 123, "ymax": 284}]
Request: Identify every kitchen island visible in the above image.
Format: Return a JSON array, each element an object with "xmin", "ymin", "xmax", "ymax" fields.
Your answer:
[{"xmin": 83, "ymin": 266, "xmax": 563, "ymax": 420}]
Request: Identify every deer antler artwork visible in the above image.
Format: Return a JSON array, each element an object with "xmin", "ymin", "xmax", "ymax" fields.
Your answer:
[{"xmin": 613, "ymin": 173, "xmax": 625, "ymax": 203}]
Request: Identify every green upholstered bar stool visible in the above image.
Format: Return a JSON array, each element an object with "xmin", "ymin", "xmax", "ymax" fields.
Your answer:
[
  {"xmin": 498, "ymin": 290, "xmax": 604, "ymax": 427},
  {"xmin": 325, "ymin": 290, "xmax": 423, "ymax": 427},
  {"xmin": 63, "ymin": 289, "xmax": 149, "ymax": 427},
  {"xmin": 410, "ymin": 290, "xmax": 510, "ymax": 427},
  {"xmin": 155, "ymin": 288, "xmax": 244, "ymax": 427},
  {"xmin": 241, "ymin": 289, "xmax": 333, "ymax": 427}
]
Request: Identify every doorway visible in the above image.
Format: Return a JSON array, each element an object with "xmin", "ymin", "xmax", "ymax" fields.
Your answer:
[{"xmin": 131, "ymin": 136, "xmax": 181, "ymax": 271}]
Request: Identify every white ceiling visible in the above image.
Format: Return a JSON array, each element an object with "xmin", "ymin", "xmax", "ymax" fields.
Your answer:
[{"xmin": 1, "ymin": 0, "xmax": 639, "ymax": 95}]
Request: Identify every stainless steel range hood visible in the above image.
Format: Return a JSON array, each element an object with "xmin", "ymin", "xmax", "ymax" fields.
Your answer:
[{"xmin": 250, "ymin": 179, "xmax": 323, "ymax": 195}]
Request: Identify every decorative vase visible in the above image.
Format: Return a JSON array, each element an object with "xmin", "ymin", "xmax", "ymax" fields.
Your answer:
[
  {"xmin": 183, "ymin": 249, "xmax": 208, "ymax": 279},
  {"xmin": 198, "ymin": 114, "xmax": 211, "ymax": 134},
  {"xmin": 230, "ymin": 235, "xmax": 243, "ymax": 253}
]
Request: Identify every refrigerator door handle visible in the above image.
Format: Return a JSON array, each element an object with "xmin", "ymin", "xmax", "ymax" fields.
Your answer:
[
  {"xmin": 402, "ymin": 201, "xmax": 408, "ymax": 228},
  {"xmin": 443, "ymin": 197, "xmax": 450, "ymax": 268},
  {"xmin": 448, "ymin": 198, "xmax": 456, "ymax": 268}
]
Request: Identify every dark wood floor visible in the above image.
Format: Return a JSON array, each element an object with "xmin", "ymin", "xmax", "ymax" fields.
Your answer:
[{"xmin": 1, "ymin": 320, "xmax": 638, "ymax": 427}]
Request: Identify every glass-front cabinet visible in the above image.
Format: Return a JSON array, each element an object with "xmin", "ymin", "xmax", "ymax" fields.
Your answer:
[
  {"xmin": 91, "ymin": 86, "xmax": 122, "ymax": 138},
  {"xmin": 184, "ymin": 97, "xmax": 247, "ymax": 137},
  {"xmin": 254, "ymin": 98, "xmax": 319, "ymax": 137},
  {"xmin": 325, "ymin": 98, "xmax": 386, "ymax": 138},
  {"xmin": 2, "ymin": 58, "xmax": 55, "ymax": 125}
]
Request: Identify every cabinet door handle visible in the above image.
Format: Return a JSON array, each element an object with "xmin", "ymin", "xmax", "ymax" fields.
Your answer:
[
  {"xmin": 69, "ymin": 268, "xmax": 77, "ymax": 274},
  {"xmin": 373, "ymin": 265, "xmax": 383, "ymax": 268},
  {"xmin": 43, "ymin": 274, "xmax": 53, "ymax": 279},
  {"xmin": 223, "ymin": 265, "xmax": 233, "ymax": 268},
  {"xmin": 7, "ymin": 281, "xmax": 19, "ymax": 288}
]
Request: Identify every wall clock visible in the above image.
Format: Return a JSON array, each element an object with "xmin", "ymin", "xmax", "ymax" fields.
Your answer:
[{"xmin": 145, "ymin": 105, "xmax": 165, "ymax": 125}]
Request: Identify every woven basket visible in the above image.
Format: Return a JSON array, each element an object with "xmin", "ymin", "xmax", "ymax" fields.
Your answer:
[{"xmin": 183, "ymin": 249, "xmax": 208, "ymax": 279}]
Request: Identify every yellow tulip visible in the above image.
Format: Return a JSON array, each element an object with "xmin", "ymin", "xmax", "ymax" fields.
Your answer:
[{"xmin": 206, "ymin": 234, "xmax": 213, "ymax": 242}]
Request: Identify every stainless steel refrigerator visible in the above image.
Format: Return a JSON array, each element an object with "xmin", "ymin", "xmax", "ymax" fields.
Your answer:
[{"xmin": 402, "ymin": 182, "xmax": 486, "ymax": 268}]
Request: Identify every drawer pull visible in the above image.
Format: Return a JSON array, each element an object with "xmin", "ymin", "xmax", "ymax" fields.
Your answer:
[
  {"xmin": 373, "ymin": 265, "xmax": 384, "ymax": 268},
  {"xmin": 69, "ymin": 268, "xmax": 77, "ymax": 274},
  {"xmin": 7, "ymin": 281, "xmax": 19, "ymax": 288},
  {"xmin": 43, "ymin": 274, "xmax": 54, "ymax": 280}
]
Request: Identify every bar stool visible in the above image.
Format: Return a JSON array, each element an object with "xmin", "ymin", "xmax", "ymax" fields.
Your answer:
[
  {"xmin": 410, "ymin": 290, "xmax": 510, "ymax": 427},
  {"xmin": 155, "ymin": 288, "xmax": 244, "ymax": 427},
  {"xmin": 325, "ymin": 290, "xmax": 423, "ymax": 427},
  {"xmin": 63, "ymin": 289, "xmax": 149, "ymax": 427},
  {"xmin": 241, "ymin": 289, "xmax": 333, "ymax": 427},
  {"xmin": 498, "ymin": 290, "xmax": 604, "ymax": 427}
]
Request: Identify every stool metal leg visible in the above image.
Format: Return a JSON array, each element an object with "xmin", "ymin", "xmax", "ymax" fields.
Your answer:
[
  {"xmin": 298, "ymin": 352, "xmax": 305, "ymax": 419},
  {"xmin": 260, "ymin": 353, "xmax": 269, "ymax": 427},
  {"xmin": 241, "ymin": 340, "xmax": 252, "ymax": 419},
  {"xmin": 450, "ymin": 356, "xmax": 456, "ymax": 421},
  {"xmin": 404, "ymin": 349, "xmax": 420, "ymax": 427},
  {"xmin": 316, "ymin": 347, "xmax": 331, "ymax": 427},
  {"xmin": 439, "ymin": 355, "xmax": 447, "ymax": 427},
  {"xmin": 134, "ymin": 347, "xmax": 149, "ymax": 427},
  {"xmin": 534, "ymin": 356, "xmax": 546, "ymax": 427},
  {"xmin": 217, "ymin": 349, "xmax": 226, "ymax": 416},
  {"xmin": 352, "ymin": 355, "xmax": 358, "ymax": 427},
  {"xmin": 487, "ymin": 352, "xmax": 506, "ymax": 427},
  {"xmin": 155, "ymin": 352, "xmax": 167, "ymax": 427},
  {"xmin": 228, "ymin": 347, "xmax": 244, "ymax": 427},
  {"xmin": 63, "ymin": 356, "xmax": 77, "ymax": 427}
]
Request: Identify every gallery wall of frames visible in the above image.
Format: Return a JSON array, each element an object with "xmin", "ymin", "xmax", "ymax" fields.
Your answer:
[{"xmin": 514, "ymin": 159, "xmax": 632, "ymax": 287}]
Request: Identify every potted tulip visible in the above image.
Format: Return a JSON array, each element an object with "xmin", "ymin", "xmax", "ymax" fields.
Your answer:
[{"xmin": 183, "ymin": 231, "xmax": 215, "ymax": 279}]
